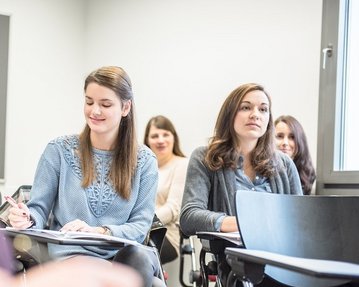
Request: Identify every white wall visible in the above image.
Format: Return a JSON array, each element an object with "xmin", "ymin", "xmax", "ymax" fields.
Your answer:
[
  {"xmin": 0, "ymin": 2, "xmax": 322, "ymax": 190},
  {"xmin": 0, "ymin": 0, "xmax": 86, "ymax": 194},
  {"xmin": 85, "ymin": 0, "xmax": 322, "ymax": 167}
]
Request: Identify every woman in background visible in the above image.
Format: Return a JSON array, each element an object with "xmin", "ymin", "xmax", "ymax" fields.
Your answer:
[
  {"xmin": 275, "ymin": 115, "xmax": 316, "ymax": 195},
  {"xmin": 144, "ymin": 115, "xmax": 188, "ymax": 264}
]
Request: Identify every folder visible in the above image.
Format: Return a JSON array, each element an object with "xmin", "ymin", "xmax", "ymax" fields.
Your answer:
[
  {"xmin": 1, "ymin": 227, "xmax": 142, "ymax": 248},
  {"xmin": 196, "ymin": 231, "xmax": 242, "ymax": 246}
]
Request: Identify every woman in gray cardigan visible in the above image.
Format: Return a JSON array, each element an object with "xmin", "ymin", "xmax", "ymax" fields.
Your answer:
[{"xmin": 180, "ymin": 83, "xmax": 302, "ymax": 287}]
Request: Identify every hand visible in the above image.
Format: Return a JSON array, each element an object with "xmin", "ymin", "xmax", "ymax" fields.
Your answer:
[
  {"xmin": 60, "ymin": 219, "xmax": 99, "ymax": 233},
  {"xmin": 8, "ymin": 203, "xmax": 32, "ymax": 229},
  {"xmin": 11, "ymin": 256, "xmax": 143, "ymax": 287},
  {"xmin": 220, "ymin": 216, "xmax": 238, "ymax": 232}
]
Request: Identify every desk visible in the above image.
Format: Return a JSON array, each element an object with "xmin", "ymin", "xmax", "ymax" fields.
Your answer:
[
  {"xmin": 2, "ymin": 227, "xmax": 138, "ymax": 271},
  {"xmin": 2, "ymin": 227, "xmax": 154, "ymax": 275},
  {"xmin": 196, "ymin": 232, "xmax": 242, "ymax": 287},
  {"xmin": 225, "ymin": 248, "xmax": 359, "ymax": 287}
]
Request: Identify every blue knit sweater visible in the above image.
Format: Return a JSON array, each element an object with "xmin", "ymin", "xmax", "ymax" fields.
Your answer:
[{"xmin": 27, "ymin": 135, "xmax": 158, "ymax": 259}]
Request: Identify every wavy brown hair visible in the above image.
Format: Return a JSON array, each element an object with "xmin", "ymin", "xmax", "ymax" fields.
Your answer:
[
  {"xmin": 275, "ymin": 115, "xmax": 316, "ymax": 194},
  {"xmin": 144, "ymin": 115, "xmax": 185, "ymax": 157},
  {"xmin": 79, "ymin": 66, "xmax": 137, "ymax": 200},
  {"xmin": 205, "ymin": 83, "xmax": 279, "ymax": 177}
]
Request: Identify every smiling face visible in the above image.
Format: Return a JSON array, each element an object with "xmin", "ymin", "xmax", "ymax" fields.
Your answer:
[
  {"xmin": 234, "ymin": 90, "xmax": 270, "ymax": 144},
  {"xmin": 147, "ymin": 125, "xmax": 175, "ymax": 161},
  {"xmin": 275, "ymin": 121, "xmax": 296, "ymax": 158},
  {"xmin": 84, "ymin": 82, "xmax": 131, "ymax": 140}
]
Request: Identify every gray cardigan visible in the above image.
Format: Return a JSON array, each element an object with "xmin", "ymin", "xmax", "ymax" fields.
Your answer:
[{"xmin": 180, "ymin": 146, "xmax": 303, "ymax": 236}]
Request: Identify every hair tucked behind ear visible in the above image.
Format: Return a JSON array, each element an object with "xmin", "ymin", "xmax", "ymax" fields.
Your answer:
[{"xmin": 79, "ymin": 66, "xmax": 137, "ymax": 200}]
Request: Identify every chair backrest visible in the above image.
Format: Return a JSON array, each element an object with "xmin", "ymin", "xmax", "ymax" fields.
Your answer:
[
  {"xmin": 235, "ymin": 190, "xmax": 359, "ymax": 287},
  {"xmin": 147, "ymin": 214, "xmax": 167, "ymax": 254}
]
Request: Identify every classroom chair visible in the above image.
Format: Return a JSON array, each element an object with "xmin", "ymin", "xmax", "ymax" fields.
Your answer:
[
  {"xmin": 225, "ymin": 190, "xmax": 359, "ymax": 287},
  {"xmin": 179, "ymin": 229, "xmax": 242, "ymax": 287},
  {"xmin": 179, "ymin": 231, "xmax": 202, "ymax": 287}
]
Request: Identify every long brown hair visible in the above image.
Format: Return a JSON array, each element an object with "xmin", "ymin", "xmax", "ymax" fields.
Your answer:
[
  {"xmin": 275, "ymin": 115, "xmax": 316, "ymax": 194},
  {"xmin": 79, "ymin": 66, "xmax": 137, "ymax": 200},
  {"xmin": 205, "ymin": 83, "xmax": 278, "ymax": 177},
  {"xmin": 143, "ymin": 115, "xmax": 185, "ymax": 157}
]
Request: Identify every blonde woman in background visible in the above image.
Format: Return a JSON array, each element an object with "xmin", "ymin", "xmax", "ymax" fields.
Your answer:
[{"xmin": 144, "ymin": 115, "xmax": 189, "ymax": 264}]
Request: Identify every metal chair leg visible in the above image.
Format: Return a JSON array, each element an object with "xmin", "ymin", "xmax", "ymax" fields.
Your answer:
[
  {"xmin": 242, "ymin": 281, "xmax": 254, "ymax": 287},
  {"xmin": 199, "ymin": 248, "xmax": 208, "ymax": 287}
]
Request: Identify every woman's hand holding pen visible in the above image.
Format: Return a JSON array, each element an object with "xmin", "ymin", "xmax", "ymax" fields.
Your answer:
[{"xmin": 6, "ymin": 196, "xmax": 32, "ymax": 229}]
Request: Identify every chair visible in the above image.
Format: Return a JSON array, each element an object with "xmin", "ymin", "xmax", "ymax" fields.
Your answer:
[
  {"xmin": 178, "ymin": 230, "xmax": 241, "ymax": 287},
  {"xmin": 225, "ymin": 190, "xmax": 359, "ymax": 287},
  {"xmin": 146, "ymin": 214, "xmax": 167, "ymax": 256},
  {"xmin": 179, "ymin": 232, "xmax": 202, "ymax": 287},
  {"xmin": 146, "ymin": 214, "xmax": 168, "ymax": 283},
  {"xmin": 196, "ymin": 232, "xmax": 239, "ymax": 287},
  {"xmin": 179, "ymin": 222, "xmax": 242, "ymax": 286}
]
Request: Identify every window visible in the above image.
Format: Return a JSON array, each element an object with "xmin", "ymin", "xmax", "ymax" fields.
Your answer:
[
  {"xmin": 317, "ymin": 0, "xmax": 359, "ymax": 194},
  {"xmin": 0, "ymin": 14, "xmax": 10, "ymax": 182},
  {"xmin": 341, "ymin": 1, "xmax": 359, "ymax": 170}
]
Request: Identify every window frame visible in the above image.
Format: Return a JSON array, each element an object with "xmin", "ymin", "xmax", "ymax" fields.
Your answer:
[
  {"xmin": 317, "ymin": 0, "xmax": 359, "ymax": 194},
  {"xmin": 0, "ymin": 14, "xmax": 10, "ymax": 183}
]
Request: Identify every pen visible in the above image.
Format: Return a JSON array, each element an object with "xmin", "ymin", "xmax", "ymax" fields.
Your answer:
[
  {"xmin": 4, "ymin": 195, "xmax": 19, "ymax": 208},
  {"xmin": 4, "ymin": 195, "xmax": 29, "ymax": 218}
]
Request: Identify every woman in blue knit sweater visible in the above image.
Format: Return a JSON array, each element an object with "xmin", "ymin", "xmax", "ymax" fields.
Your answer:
[{"xmin": 8, "ymin": 66, "xmax": 163, "ymax": 287}]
